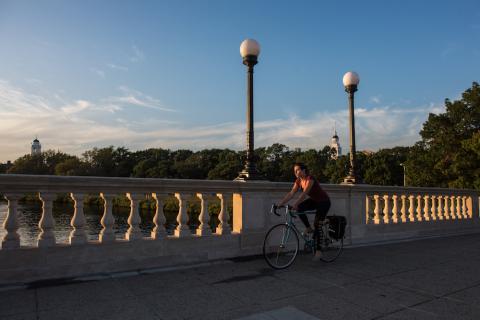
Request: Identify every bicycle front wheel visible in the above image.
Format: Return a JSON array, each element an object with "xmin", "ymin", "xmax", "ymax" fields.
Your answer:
[{"xmin": 263, "ymin": 224, "xmax": 299, "ymax": 269}]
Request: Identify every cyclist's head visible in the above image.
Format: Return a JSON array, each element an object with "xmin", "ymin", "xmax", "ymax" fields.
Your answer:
[{"xmin": 293, "ymin": 162, "xmax": 308, "ymax": 178}]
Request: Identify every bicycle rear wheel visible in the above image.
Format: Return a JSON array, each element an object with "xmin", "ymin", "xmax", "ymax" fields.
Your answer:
[
  {"xmin": 263, "ymin": 224, "xmax": 299, "ymax": 269},
  {"xmin": 319, "ymin": 233, "xmax": 343, "ymax": 263}
]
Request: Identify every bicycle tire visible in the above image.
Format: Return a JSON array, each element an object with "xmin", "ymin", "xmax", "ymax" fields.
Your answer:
[
  {"xmin": 263, "ymin": 224, "xmax": 299, "ymax": 269},
  {"xmin": 319, "ymin": 235, "xmax": 343, "ymax": 263}
]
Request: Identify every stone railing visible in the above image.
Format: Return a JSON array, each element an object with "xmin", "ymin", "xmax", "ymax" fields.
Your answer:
[
  {"xmin": 366, "ymin": 192, "xmax": 473, "ymax": 225},
  {"xmin": 0, "ymin": 174, "xmax": 478, "ymax": 286}
]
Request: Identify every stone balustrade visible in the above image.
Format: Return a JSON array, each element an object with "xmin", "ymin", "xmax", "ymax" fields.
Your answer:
[
  {"xmin": 0, "ymin": 174, "xmax": 478, "ymax": 286},
  {"xmin": 366, "ymin": 192, "xmax": 474, "ymax": 224}
]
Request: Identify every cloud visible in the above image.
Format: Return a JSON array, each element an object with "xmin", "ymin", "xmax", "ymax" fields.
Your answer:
[
  {"xmin": 106, "ymin": 86, "xmax": 178, "ymax": 112},
  {"xmin": 25, "ymin": 78, "xmax": 42, "ymax": 85},
  {"xmin": 60, "ymin": 100, "xmax": 91, "ymax": 114},
  {"xmin": 90, "ymin": 68, "xmax": 105, "ymax": 78},
  {"xmin": 369, "ymin": 96, "xmax": 381, "ymax": 104},
  {"xmin": 0, "ymin": 80, "xmax": 446, "ymax": 162},
  {"xmin": 130, "ymin": 45, "xmax": 145, "ymax": 62},
  {"xmin": 107, "ymin": 63, "xmax": 128, "ymax": 71},
  {"xmin": 441, "ymin": 43, "xmax": 460, "ymax": 58}
]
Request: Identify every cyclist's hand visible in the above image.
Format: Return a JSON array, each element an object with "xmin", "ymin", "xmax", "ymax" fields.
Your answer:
[{"xmin": 292, "ymin": 204, "xmax": 299, "ymax": 211}]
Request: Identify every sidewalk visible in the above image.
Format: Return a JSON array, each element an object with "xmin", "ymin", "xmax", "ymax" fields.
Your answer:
[{"xmin": 2, "ymin": 233, "xmax": 480, "ymax": 320}]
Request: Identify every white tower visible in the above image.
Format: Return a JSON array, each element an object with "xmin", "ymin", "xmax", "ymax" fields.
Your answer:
[
  {"xmin": 330, "ymin": 124, "xmax": 341, "ymax": 160},
  {"xmin": 31, "ymin": 137, "xmax": 42, "ymax": 156}
]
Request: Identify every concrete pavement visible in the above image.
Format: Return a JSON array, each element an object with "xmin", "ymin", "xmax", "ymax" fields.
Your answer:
[{"xmin": 1, "ymin": 233, "xmax": 480, "ymax": 319}]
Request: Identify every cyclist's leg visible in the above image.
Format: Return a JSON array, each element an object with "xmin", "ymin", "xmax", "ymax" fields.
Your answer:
[
  {"xmin": 314, "ymin": 200, "xmax": 331, "ymax": 250},
  {"xmin": 297, "ymin": 199, "xmax": 317, "ymax": 230}
]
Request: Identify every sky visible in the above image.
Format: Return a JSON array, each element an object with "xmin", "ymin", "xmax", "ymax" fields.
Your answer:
[{"xmin": 0, "ymin": 0, "xmax": 479, "ymax": 162}]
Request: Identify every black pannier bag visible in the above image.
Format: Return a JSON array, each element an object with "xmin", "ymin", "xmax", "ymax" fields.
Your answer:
[{"xmin": 328, "ymin": 215, "xmax": 347, "ymax": 240}]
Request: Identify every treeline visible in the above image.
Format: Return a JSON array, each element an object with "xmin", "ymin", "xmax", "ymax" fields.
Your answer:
[
  {"xmin": 1, "ymin": 144, "xmax": 409, "ymax": 185},
  {"xmin": 2, "ymin": 82, "xmax": 479, "ymax": 190}
]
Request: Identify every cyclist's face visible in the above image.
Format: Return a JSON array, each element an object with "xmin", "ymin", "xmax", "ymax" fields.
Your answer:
[{"xmin": 294, "ymin": 166, "xmax": 306, "ymax": 178}]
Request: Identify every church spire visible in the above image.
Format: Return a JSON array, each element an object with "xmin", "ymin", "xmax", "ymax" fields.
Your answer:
[
  {"xmin": 31, "ymin": 136, "xmax": 41, "ymax": 156},
  {"xmin": 330, "ymin": 122, "xmax": 341, "ymax": 160}
]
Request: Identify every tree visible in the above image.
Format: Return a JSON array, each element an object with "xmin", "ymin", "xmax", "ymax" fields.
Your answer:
[
  {"xmin": 55, "ymin": 157, "xmax": 89, "ymax": 176},
  {"xmin": 363, "ymin": 147, "xmax": 409, "ymax": 186},
  {"xmin": 7, "ymin": 150, "xmax": 75, "ymax": 175},
  {"xmin": 7, "ymin": 154, "xmax": 48, "ymax": 174},
  {"xmin": 82, "ymin": 146, "xmax": 134, "ymax": 177},
  {"xmin": 207, "ymin": 150, "xmax": 243, "ymax": 180},
  {"xmin": 409, "ymin": 82, "xmax": 480, "ymax": 189}
]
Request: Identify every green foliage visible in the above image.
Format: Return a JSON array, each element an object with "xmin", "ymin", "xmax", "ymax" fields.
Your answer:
[
  {"xmin": 407, "ymin": 82, "xmax": 480, "ymax": 189},
  {"xmin": 363, "ymin": 147, "xmax": 409, "ymax": 186},
  {"xmin": 7, "ymin": 150, "xmax": 75, "ymax": 175}
]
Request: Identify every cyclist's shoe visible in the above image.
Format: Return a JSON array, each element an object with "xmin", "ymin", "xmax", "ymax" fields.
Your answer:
[{"xmin": 312, "ymin": 250, "xmax": 322, "ymax": 261}]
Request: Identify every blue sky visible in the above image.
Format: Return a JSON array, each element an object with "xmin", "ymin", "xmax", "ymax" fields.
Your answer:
[{"xmin": 0, "ymin": 0, "xmax": 479, "ymax": 161}]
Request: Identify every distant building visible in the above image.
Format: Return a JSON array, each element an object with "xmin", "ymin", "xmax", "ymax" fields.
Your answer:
[
  {"xmin": 31, "ymin": 137, "xmax": 41, "ymax": 156},
  {"xmin": 330, "ymin": 126, "xmax": 342, "ymax": 160},
  {"xmin": 362, "ymin": 150, "xmax": 374, "ymax": 156}
]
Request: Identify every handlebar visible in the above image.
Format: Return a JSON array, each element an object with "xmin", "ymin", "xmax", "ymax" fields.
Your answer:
[
  {"xmin": 271, "ymin": 204, "xmax": 315, "ymax": 217},
  {"xmin": 270, "ymin": 204, "xmax": 292, "ymax": 216}
]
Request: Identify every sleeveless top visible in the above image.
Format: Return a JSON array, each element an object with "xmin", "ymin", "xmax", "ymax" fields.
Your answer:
[{"xmin": 294, "ymin": 175, "xmax": 329, "ymax": 202}]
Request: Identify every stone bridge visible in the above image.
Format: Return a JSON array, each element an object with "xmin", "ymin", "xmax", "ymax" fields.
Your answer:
[{"xmin": 0, "ymin": 174, "xmax": 478, "ymax": 287}]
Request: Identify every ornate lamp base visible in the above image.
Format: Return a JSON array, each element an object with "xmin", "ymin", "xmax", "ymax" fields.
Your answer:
[
  {"xmin": 341, "ymin": 175, "xmax": 362, "ymax": 185},
  {"xmin": 234, "ymin": 163, "xmax": 265, "ymax": 181}
]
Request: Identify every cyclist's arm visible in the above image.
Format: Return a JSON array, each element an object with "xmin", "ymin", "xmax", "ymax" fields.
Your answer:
[
  {"xmin": 293, "ymin": 178, "xmax": 314, "ymax": 209},
  {"xmin": 278, "ymin": 183, "xmax": 299, "ymax": 207}
]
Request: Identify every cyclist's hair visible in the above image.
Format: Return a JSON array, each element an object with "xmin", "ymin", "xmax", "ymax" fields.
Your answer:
[{"xmin": 293, "ymin": 162, "xmax": 309, "ymax": 174}]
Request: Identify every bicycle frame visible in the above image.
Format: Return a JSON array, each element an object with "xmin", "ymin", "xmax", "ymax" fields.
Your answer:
[{"xmin": 271, "ymin": 205, "xmax": 319, "ymax": 247}]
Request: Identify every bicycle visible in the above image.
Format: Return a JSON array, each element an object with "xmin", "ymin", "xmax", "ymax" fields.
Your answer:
[{"xmin": 263, "ymin": 204, "xmax": 345, "ymax": 269}]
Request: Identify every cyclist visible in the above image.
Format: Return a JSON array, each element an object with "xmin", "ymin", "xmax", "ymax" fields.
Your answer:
[{"xmin": 277, "ymin": 162, "xmax": 331, "ymax": 261}]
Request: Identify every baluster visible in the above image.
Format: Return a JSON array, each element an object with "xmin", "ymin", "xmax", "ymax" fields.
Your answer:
[
  {"xmin": 174, "ymin": 193, "xmax": 191, "ymax": 237},
  {"xmin": 365, "ymin": 195, "xmax": 372, "ymax": 224},
  {"xmin": 443, "ymin": 196, "xmax": 450, "ymax": 220},
  {"xmin": 466, "ymin": 197, "xmax": 473, "ymax": 218},
  {"xmin": 100, "ymin": 193, "xmax": 115, "ymax": 243},
  {"xmin": 151, "ymin": 193, "xmax": 168, "ymax": 239},
  {"xmin": 38, "ymin": 192, "xmax": 56, "ymax": 247},
  {"xmin": 391, "ymin": 195, "xmax": 398, "ymax": 223},
  {"xmin": 462, "ymin": 196, "xmax": 468, "ymax": 218},
  {"xmin": 126, "ymin": 193, "xmax": 143, "ymax": 241},
  {"xmin": 373, "ymin": 195, "xmax": 381, "ymax": 224},
  {"xmin": 400, "ymin": 195, "xmax": 407, "ymax": 223},
  {"xmin": 196, "ymin": 193, "xmax": 212, "ymax": 236},
  {"xmin": 450, "ymin": 196, "xmax": 456, "ymax": 219},
  {"xmin": 2, "ymin": 193, "xmax": 22, "ymax": 249},
  {"xmin": 455, "ymin": 196, "xmax": 462, "ymax": 219},
  {"xmin": 423, "ymin": 195, "xmax": 430, "ymax": 221},
  {"xmin": 69, "ymin": 193, "xmax": 87, "ymax": 245},
  {"xmin": 437, "ymin": 196, "xmax": 444, "ymax": 220},
  {"xmin": 430, "ymin": 195, "xmax": 437, "ymax": 221},
  {"xmin": 382, "ymin": 194, "xmax": 390, "ymax": 224},
  {"xmin": 216, "ymin": 193, "xmax": 232, "ymax": 235},
  {"xmin": 415, "ymin": 195, "xmax": 423, "ymax": 222},
  {"xmin": 408, "ymin": 195, "xmax": 415, "ymax": 222}
]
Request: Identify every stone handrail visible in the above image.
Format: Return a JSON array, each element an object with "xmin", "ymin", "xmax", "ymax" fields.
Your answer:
[
  {"xmin": 0, "ymin": 174, "xmax": 478, "ymax": 285},
  {"xmin": 366, "ymin": 190, "xmax": 474, "ymax": 224}
]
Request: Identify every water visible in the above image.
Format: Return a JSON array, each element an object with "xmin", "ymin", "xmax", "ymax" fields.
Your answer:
[{"xmin": 0, "ymin": 201, "xmax": 212, "ymax": 247}]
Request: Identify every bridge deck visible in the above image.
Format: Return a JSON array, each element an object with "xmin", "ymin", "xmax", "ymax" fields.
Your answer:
[{"xmin": 1, "ymin": 233, "xmax": 480, "ymax": 320}]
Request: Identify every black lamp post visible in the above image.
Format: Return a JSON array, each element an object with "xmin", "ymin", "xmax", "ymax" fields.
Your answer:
[
  {"xmin": 235, "ymin": 39, "xmax": 264, "ymax": 181},
  {"xmin": 342, "ymin": 71, "xmax": 361, "ymax": 184},
  {"xmin": 400, "ymin": 163, "xmax": 406, "ymax": 186}
]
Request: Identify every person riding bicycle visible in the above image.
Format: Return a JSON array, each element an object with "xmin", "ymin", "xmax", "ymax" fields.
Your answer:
[{"xmin": 277, "ymin": 162, "xmax": 331, "ymax": 261}]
